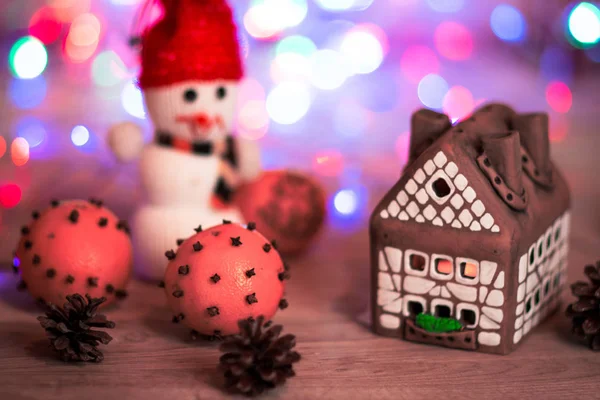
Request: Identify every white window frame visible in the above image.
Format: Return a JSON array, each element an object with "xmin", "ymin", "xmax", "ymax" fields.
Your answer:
[
  {"xmin": 431, "ymin": 298, "xmax": 454, "ymax": 318},
  {"xmin": 404, "ymin": 250, "xmax": 429, "ymax": 277},
  {"xmin": 403, "ymin": 295, "xmax": 427, "ymax": 318},
  {"xmin": 455, "ymin": 257, "xmax": 480, "ymax": 285},
  {"xmin": 456, "ymin": 302, "xmax": 479, "ymax": 329},
  {"xmin": 430, "ymin": 254, "xmax": 454, "ymax": 280},
  {"xmin": 425, "ymin": 170, "xmax": 456, "ymax": 205}
]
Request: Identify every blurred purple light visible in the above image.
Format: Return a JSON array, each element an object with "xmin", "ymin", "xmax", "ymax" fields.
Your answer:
[
  {"xmin": 333, "ymin": 101, "xmax": 369, "ymax": 138},
  {"xmin": 356, "ymin": 70, "xmax": 399, "ymax": 112},
  {"xmin": 426, "ymin": 0, "xmax": 464, "ymax": 13},
  {"xmin": 14, "ymin": 117, "xmax": 46, "ymax": 148},
  {"xmin": 8, "ymin": 76, "xmax": 47, "ymax": 109},
  {"xmin": 490, "ymin": 4, "xmax": 527, "ymax": 42},
  {"xmin": 418, "ymin": 74, "xmax": 449, "ymax": 109},
  {"xmin": 540, "ymin": 46, "xmax": 574, "ymax": 84}
]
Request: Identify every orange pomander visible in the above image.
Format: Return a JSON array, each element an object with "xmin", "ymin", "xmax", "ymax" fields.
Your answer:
[
  {"xmin": 163, "ymin": 222, "xmax": 289, "ymax": 337},
  {"xmin": 14, "ymin": 199, "xmax": 133, "ymax": 307}
]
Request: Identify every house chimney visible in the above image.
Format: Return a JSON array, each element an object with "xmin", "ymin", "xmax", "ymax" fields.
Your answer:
[
  {"xmin": 470, "ymin": 103, "xmax": 516, "ymax": 133},
  {"xmin": 481, "ymin": 131, "xmax": 523, "ymax": 195},
  {"xmin": 409, "ymin": 109, "xmax": 451, "ymax": 163},
  {"xmin": 514, "ymin": 113, "xmax": 551, "ymax": 178}
]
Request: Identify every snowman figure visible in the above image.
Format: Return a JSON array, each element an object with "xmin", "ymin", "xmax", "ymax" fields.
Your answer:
[{"xmin": 108, "ymin": 0, "xmax": 261, "ymax": 281}]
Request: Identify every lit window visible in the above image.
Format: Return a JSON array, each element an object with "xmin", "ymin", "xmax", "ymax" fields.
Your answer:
[
  {"xmin": 431, "ymin": 255, "xmax": 453, "ymax": 280},
  {"xmin": 460, "ymin": 262, "xmax": 477, "ymax": 279},
  {"xmin": 436, "ymin": 259, "xmax": 453, "ymax": 275},
  {"xmin": 456, "ymin": 258, "xmax": 479, "ymax": 285}
]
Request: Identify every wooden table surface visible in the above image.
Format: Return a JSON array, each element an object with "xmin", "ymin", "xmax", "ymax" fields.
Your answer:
[
  {"xmin": 1, "ymin": 158, "xmax": 600, "ymax": 400},
  {"xmin": 2, "ymin": 75, "xmax": 600, "ymax": 400}
]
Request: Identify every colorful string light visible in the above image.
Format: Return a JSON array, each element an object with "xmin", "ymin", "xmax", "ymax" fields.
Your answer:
[
  {"xmin": 426, "ymin": 0, "xmax": 464, "ymax": 13},
  {"xmin": 310, "ymin": 49, "xmax": 351, "ymax": 90},
  {"xmin": 121, "ymin": 80, "xmax": 146, "ymax": 119},
  {"xmin": 400, "ymin": 45, "xmax": 440, "ymax": 84},
  {"xmin": 28, "ymin": 7, "xmax": 62, "ymax": 44},
  {"xmin": 313, "ymin": 150, "xmax": 344, "ymax": 177},
  {"xmin": 15, "ymin": 117, "xmax": 46, "ymax": 148},
  {"xmin": 567, "ymin": 2, "xmax": 600, "ymax": 47},
  {"xmin": 92, "ymin": 50, "xmax": 127, "ymax": 87},
  {"xmin": 71, "ymin": 125, "xmax": 91, "ymax": 147},
  {"xmin": 434, "ymin": 22, "xmax": 473, "ymax": 61},
  {"xmin": 490, "ymin": 4, "xmax": 527, "ymax": 43},
  {"xmin": 0, "ymin": 183, "xmax": 22, "ymax": 209},
  {"xmin": 0, "ymin": 137, "xmax": 6, "ymax": 160},
  {"xmin": 266, "ymin": 82, "xmax": 311, "ymax": 125},
  {"xmin": 442, "ymin": 86, "xmax": 475, "ymax": 121},
  {"xmin": 545, "ymin": 81, "xmax": 572, "ymax": 114},
  {"xmin": 333, "ymin": 189, "xmax": 359, "ymax": 215},
  {"xmin": 9, "ymin": 76, "xmax": 47, "ymax": 109},
  {"xmin": 418, "ymin": 74, "xmax": 449, "ymax": 109},
  {"xmin": 11, "ymin": 138, "xmax": 30, "ymax": 167},
  {"xmin": 9, "ymin": 36, "xmax": 48, "ymax": 79},
  {"xmin": 341, "ymin": 26, "xmax": 386, "ymax": 75}
]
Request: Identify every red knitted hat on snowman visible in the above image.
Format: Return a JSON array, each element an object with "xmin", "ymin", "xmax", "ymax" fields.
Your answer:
[{"xmin": 138, "ymin": 0, "xmax": 244, "ymax": 89}]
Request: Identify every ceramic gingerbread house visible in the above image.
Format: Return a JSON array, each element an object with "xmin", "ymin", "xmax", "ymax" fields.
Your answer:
[{"xmin": 370, "ymin": 103, "xmax": 571, "ymax": 355}]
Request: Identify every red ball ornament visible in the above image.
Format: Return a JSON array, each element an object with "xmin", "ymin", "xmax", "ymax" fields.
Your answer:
[
  {"xmin": 234, "ymin": 170, "xmax": 326, "ymax": 255},
  {"xmin": 14, "ymin": 199, "xmax": 133, "ymax": 306},
  {"xmin": 163, "ymin": 223, "xmax": 288, "ymax": 337}
]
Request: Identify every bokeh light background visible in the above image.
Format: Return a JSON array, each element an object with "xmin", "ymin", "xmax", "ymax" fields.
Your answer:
[{"xmin": 0, "ymin": 0, "xmax": 599, "ymax": 261}]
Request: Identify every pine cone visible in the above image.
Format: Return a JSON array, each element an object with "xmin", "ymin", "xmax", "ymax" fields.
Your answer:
[
  {"xmin": 566, "ymin": 261, "xmax": 600, "ymax": 351},
  {"xmin": 219, "ymin": 316, "xmax": 301, "ymax": 396},
  {"xmin": 37, "ymin": 294, "xmax": 116, "ymax": 362}
]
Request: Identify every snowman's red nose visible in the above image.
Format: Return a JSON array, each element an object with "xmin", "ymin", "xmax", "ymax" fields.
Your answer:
[
  {"xmin": 176, "ymin": 113, "xmax": 213, "ymax": 129},
  {"xmin": 194, "ymin": 113, "xmax": 212, "ymax": 129}
]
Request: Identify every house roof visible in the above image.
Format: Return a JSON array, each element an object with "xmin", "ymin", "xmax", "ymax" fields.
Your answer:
[{"xmin": 374, "ymin": 103, "xmax": 569, "ymax": 243}]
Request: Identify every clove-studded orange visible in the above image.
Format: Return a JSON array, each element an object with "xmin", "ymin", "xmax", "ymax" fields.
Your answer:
[
  {"xmin": 14, "ymin": 199, "xmax": 133, "ymax": 306},
  {"xmin": 163, "ymin": 222, "xmax": 289, "ymax": 337}
]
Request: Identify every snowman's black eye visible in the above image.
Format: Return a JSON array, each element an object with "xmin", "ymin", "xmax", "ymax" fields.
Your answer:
[
  {"xmin": 184, "ymin": 89, "xmax": 198, "ymax": 103},
  {"xmin": 216, "ymin": 86, "xmax": 227, "ymax": 100}
]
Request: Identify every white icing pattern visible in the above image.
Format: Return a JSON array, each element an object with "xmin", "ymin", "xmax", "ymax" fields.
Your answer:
[
  {"xmin": 380, "ymin": 151, "xmax": 499, "ymax": 233},
  {"xmin": 512, "ymin": 211, "xmax": 570, "ymax": 345}
]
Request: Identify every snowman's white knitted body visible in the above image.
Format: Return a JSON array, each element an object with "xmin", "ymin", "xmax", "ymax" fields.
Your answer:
[{"xmin": 110, "ymin": 81, "xmax": 260, "ymax": 281}]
